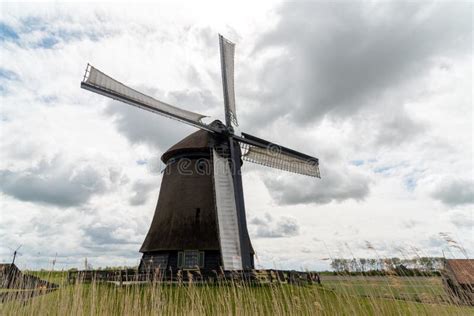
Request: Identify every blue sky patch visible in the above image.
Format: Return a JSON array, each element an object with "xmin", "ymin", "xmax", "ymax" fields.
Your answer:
[
  {"xmin": 350, "ymin": 160, "xmax": 364, "ymax": 166},
  {"xmin": 136, "ymin": 159, "xmax": 147, "ymax": 165},
  {"xmin": 404, "ymin": 177, "xmax": 417, "ymax": 191},
  {"xmin": 0, "ymin": 23, "xmax": 19, "ymax": 41},
  {"xmin": 37, "ymin": 36, "xmax": 58, "ymax": 48},
  {"xmin": 20, "ymin": 16, "xmax": 46, "ymax": 32},
  {"xmin": 374, "ymin": 166, "xmax": 395, "ymax": 174},
  {"xmin": 0, "ymin": 68, "xmax": 19, "ymax": 95},
  {"xmin": 0, "ymin": 68, "xmax": 19, "ymax": 81},
  {"xmin": 38, "ymin": 95, "xmax": 58, "ymax": 104},
  {"xmin": 3, "ymin": 16, "xmax": 107, "ymax": 49}
]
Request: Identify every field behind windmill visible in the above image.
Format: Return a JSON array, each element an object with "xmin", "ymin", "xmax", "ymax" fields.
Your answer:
[{"xmin": 1, "ymin": 271, "xmax": 472, "ymax": 315}]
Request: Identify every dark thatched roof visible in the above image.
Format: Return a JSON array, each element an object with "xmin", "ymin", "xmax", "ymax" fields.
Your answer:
[{"xmin": 161, "ymin": 129, "xmax": 212, "ymax": 163}]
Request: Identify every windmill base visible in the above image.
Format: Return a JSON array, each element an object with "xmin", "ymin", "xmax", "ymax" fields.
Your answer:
[{"xmin": 67, "ymin": 269, "xmax": 321, "ymax": 285}]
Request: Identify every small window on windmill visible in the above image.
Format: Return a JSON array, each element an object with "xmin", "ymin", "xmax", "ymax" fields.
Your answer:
[
  {"xmin": 150, "ymin": 254, "xmax": 168, "ymax": 270},
  {"xmin": 184, "ymin": 250, "xmax": 199, "ymax": 269},
  {"xmin": 143, "ymin": 253, "xmax": 168, "ymax": 271},
  {"xmin": 178, "ymin": 250, "xmax": 204, "ymax": 269}
]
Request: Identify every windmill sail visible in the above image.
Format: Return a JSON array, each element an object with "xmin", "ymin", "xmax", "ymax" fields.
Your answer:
[
  {"xmin": 219, "ymin": 35, "xmax": 238, "ymax": 127},
  {"xmin": 81, "ymin": 65, "xmax": 214, "ymax": 131},
  {"xmin": 212, "ymin": 149, "xmax": 243, "ymax": 270},
  {"xmin": 237, "ymin": 133, "xmax": 321, "ymax": 178}
]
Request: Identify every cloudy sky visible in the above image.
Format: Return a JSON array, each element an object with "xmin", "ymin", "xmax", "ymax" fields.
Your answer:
[{"xmin": 0, "ymin": 1, "xmax": 472, "ymax": 270}]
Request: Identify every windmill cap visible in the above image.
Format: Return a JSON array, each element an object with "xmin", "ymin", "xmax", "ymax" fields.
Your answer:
[
  {"xmin": 161, "ymin": 120, "xmax": 228, "ymax": 163},
  {"xmin": 161, "ymin": 129, "xmax": 213, "ymax": 163}
]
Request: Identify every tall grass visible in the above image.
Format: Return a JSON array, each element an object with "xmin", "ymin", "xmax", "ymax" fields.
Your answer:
[{"xmin": 1, "ymin": 272, "xmax": 472, "ymax": 315}]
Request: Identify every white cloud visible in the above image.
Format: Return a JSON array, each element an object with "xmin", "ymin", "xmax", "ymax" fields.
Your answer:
[
  {"xmin": 249, "ymin": 213, "xmax": 300, "ymax": 238},
  {"xmin": 1, "ymin": 157, "xmax": 108, "ymax": 207},
  {"xmin": 129, "ymin": 180, "xmax": 157, "ymax": 206},
  {"xmin": 431, "ymin": 178, "xmax": 474, "ymax": 206}
]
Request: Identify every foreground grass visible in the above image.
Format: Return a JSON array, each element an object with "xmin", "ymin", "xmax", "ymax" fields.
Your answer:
[{"xmin": 1, "ymin": 277, "xmax": 473, "ymax": 315}]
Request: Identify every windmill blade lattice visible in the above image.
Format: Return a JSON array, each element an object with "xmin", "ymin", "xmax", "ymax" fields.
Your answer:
[
  {"xmin": 212, "ymin": 149, "xmax": 243, "ymax": 270},
  {"xmin": 238, "ymin": 134, "xmax": 320, "ymax": 178},
  {"xmin": 219, "ymin": 35, "xmax": 238, "ymax": 127},
  {"xmin": 81, "ymin": 65, "xmax": 216, "ymax": 133}
]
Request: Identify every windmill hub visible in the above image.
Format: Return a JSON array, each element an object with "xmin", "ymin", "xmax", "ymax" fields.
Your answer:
[
  {"xmin": 80, "ymin": 34, "xmax": 320, "ymax": 272},
  {"xmin": 209, "ymin": 119, "xmax": 232, "ymax": 135}
]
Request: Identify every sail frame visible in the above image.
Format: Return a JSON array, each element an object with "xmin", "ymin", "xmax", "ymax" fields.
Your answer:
[
  {"xmin": 236, "ymin": 133, "xmax": 321, "ymax": 178},
  {"xmin": 81, "ymin": 64, "xmax": 217, "ymax": 133},
  {"xmin": 219, "ymin": 35, "xmax": 238, "ymax": 127},
  {"xmin": 212, "ymin": 149, "xmax": 243, "ymax": 270}
]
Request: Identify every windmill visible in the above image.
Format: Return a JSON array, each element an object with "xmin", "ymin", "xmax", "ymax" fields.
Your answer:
[{"xmin": 80, "ymin": 35, "xmax": 320, "ymax": 271}]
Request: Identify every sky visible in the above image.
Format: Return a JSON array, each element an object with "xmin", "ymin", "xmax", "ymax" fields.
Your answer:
[{"xmin": 0, "ymin": 1, "xmax": 472, "ymax": 271}]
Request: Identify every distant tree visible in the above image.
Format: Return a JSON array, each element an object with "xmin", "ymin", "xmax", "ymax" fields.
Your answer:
[
  {"xmin": 368, "ymin": 259, "xmax": 377, "ymax": 271},
  {"xmin": 350, "ymin": 259, "xmax": 358, "ymax": 272},
  {"xmin": 331, "ymin": 256, "xmax": 443, "ymax": 275},
  {"xmin": 342, "ymin": 259, "xmax": 351, "ymax": 272},
  {"xmin": 331, "ymin": 259, "xmax": 353, "ymax": 273},
  {"xmin": 376, "ymin": 259, "xmax": 385, "ymax": 271},
  {"xmin": 390, "ymin": 257, "xmax": 401, "ymax": 268},
  {"xmin": 419, "ymin": 257, "xmax": 434, "ymax": 271},
  {"xmin": 330, "ymin": 259, "xmax": 343, "ymax": 272},
  {"xmin": 432, "ymin": 257, "xmax": 444, "ymax": 270}
]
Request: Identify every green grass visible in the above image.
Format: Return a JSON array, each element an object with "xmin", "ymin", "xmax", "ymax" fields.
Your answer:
[
  {"xmin": 1, "ymin": 273, "xmax": 473, "ymax": 315},
  {"xmin": 25, "ymin": 270, "xmax": 69, "ymax": 285},
  {"xmin": 322, "ymin": 276, "xmax": 447, "ymax": 303}
]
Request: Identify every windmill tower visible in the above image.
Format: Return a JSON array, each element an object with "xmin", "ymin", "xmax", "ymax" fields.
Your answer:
[{"xmin": 80, "ymin": 35, "xmax": 320, "ymax": 271}]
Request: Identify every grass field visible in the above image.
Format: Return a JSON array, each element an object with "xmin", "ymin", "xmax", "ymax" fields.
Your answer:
[
  {"xmin": 322, "ymin": 276, "xmax": 448, "ymax": 303},
  {"xmin": 1, "ymin": 272, "xmax": 473, "ymax": 315}
]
